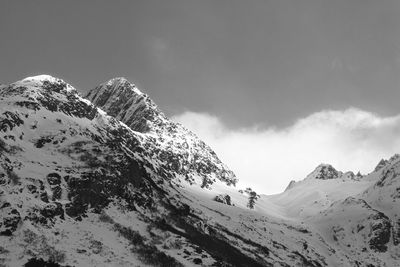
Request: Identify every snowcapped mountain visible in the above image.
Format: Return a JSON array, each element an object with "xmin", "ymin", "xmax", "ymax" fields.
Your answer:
[
  {"xmin": 0, "ymin": 75, "xmax": 399, "ymax": 266},
  {"xmin": 266, "ymin": 156, "xmax": 400, "ymax": 266}
]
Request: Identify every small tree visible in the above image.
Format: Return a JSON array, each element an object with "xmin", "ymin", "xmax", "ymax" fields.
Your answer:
[{"xmin": 245, "ymin": 188, "xmax": 260, "ymax": 209}]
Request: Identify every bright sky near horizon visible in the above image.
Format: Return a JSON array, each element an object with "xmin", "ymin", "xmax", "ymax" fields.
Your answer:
[{"xmin": 1, "ymin": 0, "xmax": 400, "ymax": 193}]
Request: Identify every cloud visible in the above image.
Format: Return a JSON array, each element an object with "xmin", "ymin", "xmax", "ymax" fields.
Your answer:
[{"xmin": 172, "ymin": 108, "xmax": 400, "ymax": 194}]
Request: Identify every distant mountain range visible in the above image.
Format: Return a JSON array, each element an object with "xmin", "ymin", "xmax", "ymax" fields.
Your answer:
[{"xmin": 0, "ymin": 75, "xmax": 399, "ymax": 266}]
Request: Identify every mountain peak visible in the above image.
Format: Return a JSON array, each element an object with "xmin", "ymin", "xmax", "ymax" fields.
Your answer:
[
  {"xmin": 21, "ymin": 74, "xmax": 60, "ymax": 83},
  {"xmin": 86, "ymin": 77, "xmax": 237, "ymax": 186},
  {"xmin": 86, "ymin": 78, "xmax": 160, "ymax": 133},
  {"xmin": 106, "ymin": 76, "xmax": 130, "ymax": 84},
  {"xmin": 306, "ymin": 163, "xmax": 341, "ymax": 180},
  {"xmin": 2, "ymin": 74, "xmax": 77, "ymax": 100},
  {"xmin": 374, "ymin": 159, "xmax": 389, "ymax": 172},
  {"xmin": 103, "ymin": 77, "xmax": 142, "ymax": 96},
  {"xmin": 374, "ymin": 153, "xmax": 400, "ymax": 172}
]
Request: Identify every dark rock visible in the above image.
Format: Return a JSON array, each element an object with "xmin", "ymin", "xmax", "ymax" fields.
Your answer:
[
  {"xmin": 368, "ymin": 212, "xmax": 391, "ymax": 252},
  {"xmin": 35, "ymin": 137, "xmax": 53, "ymax": 148},
  {"xmin": 47, "ymin": 173, "xmax": 61, "ymax": 186},
  {"xmin": 41, "ymin": 202, "xmax": 64, "ymax": 220},
  {"xmin": 0, "ymin": 111, "xmax": 24, "ymax": 132},
  {"xmin": 27, "ymin": 184, "xmax": 38, "ymax": 194},
  {"xmin": 313, "ymin": 164, "xmax": 340, "ymax": 180},
  {"xmin": 374, "ymin": 159, "xmax": 388, "ymax": 172},
  {"xmin": 40, "ymin": 192, "xmax": 49, "ymax": 203},
  {"xmin": 24, "ymin": 257, "xmax": 64, "ymax": 267},
  {"xmin": 214, "ymin": 194, "xmax": 233, "ymax": 206},
  {"xmin": 52, "ymin": 186, "xmax": 62, "ymax": 201},
  {"xmin": 193, "ymin": 258, "xmax": 203, "ymax": 264},
  {"xmin": 0, "ymin": 206, "xmax": 21, "ymax": 236},
  {"xmin": 14, "ymin": 101, "xmax": 40, "ymax": 111},
  {"xmin": 0, "ymin": 172, "xmax": 8, "ymax": 185}
]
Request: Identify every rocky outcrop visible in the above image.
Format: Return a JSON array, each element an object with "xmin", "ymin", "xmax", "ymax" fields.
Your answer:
[
  {"xmin": 0, "ymin": 203, "xmax": 21, "ymax": 236},
  {"xmin": 374, "ymin": 154, "xmax": 400, "ymax": 172},
  {"xmin": 214, "ymin": 194, "xmax": 233, "ymax": 205},
  {"xmin": 86, "ymin": 77, "xmax": 237, "ymax": 187},
  {"xmin": 306, "ymin": 164, "xmax": 341, "ymax": 180},
  {"xmin": 368, "ymin": 212, "xmax": 391, "ymax": 252},
  {"xmin": 85, "ymin": 78, "xmax": 158, "ymax": 133},
  {"xmin": 374, "ymin": 159, "xmax": 389, "ymax": 172}
]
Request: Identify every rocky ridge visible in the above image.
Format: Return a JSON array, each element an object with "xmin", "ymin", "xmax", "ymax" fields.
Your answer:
[{"xmin": 86, "ymin": 77, "xmax": 237, "ymax": 188}]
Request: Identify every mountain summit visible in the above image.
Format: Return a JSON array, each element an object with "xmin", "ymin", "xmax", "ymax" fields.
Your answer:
[
  {"xmin": 86, "ymin": 77, "xmax": 154, "ymax": 133},
  {"xmin": 305, "ymin": 164, "xmax": 341, "ymax": 180},
  {"xmin": 87, "ymin": 77, "xmax": 237, "ymax": 187}
]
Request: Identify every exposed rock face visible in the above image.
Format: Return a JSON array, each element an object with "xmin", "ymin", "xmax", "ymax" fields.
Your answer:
[
  {"xmin": 86, "ymin": 77, "xmax": 237, "ymax": 188},
  {"xmin": 374, "ymin": 159, "xmax": 389, "ymax": 172},
  {"xmin": 214, "ymin": 194, "xmax": 233, "ymax": 205},
  {"xmin": 368, "ymin": 212, "xmax": 391, "ymax": 252},
  {"xmin": 374, "ymin": 154, "xmax": 400, "ymax": 172},
  {"xmin": 0, "ymin": 204, "xmax": 21, "ymax": 236},
  {"xmin": 85, "ymin": 78, "xmax": 156, "ymax": 133}
]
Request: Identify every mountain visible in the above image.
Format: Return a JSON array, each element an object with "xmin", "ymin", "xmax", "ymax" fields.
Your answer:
[
  {"xmin": 0, "ymin": 75, "xmax": 399, "ymax": 267},
  {"xmin": 85, "ymin": 77, "xmax": 236, "ymax": 188},
  {"xmin": 266, "ymin": 156, "xmax": 400, "ymax": 266}
]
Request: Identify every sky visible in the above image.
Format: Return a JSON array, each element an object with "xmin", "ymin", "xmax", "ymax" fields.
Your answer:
[{"xmin": 1, "ymin": 1, "xmax": 400, "ymax": 193}]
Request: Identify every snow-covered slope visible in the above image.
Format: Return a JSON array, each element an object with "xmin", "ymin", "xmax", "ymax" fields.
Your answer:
[
  {"xmin": 266, "ymin": 157, "xmax": 400, "ymax": 266},
  {"xmin": 1, "ymin": 75, "xmax": 399, "ymax": 267},
  {"xmin": 266, "ymin": 164, "xmax": 369, "ymax": 219}
]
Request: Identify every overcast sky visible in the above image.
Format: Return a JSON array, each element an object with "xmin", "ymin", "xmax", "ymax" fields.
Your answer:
[{"xmin": 2, "ymin": 1, "xmax": 400, "ymax": 193}]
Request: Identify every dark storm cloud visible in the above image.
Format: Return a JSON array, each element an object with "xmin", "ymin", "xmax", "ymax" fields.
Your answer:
[{"xmin": 1, "ymin": 0, "xmax": 400, "ymax": 128}]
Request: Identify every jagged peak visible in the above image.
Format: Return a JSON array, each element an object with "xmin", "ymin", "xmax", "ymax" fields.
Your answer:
[
  {"xmin": 374, "ymin": 159, "xmax": 388, "ymax": 172},
  {"xmin": 305, "ymin": 163, "xmax": 341, "ymax": 180},
  {"xmin": 85, "ymin": 77, "xmax": 148, "ymax": 115},
  {"xmin": 86, "ymin": 77, "xmax": 165, "ymax": 133},
  {"xmin": 106, "ymin": 77, "xmax": 131, "ymax": 85},
  {"xmin": 388, "ymin": 153, "xmax": 400, "ymax": 163},
  {"xmin": 374, "ymin": 154, "xmax": 400, "ymax": 172},
  {"xmin": 99, "ymin": 77, "xmax": 143, "ymax": 96}
]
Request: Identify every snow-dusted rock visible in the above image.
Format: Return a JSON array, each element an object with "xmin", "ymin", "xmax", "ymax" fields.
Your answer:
[
  {"xmin": 305, "ymin": 164, "xmax": 341, "ymax": 180},
  {"xmin": 86, "ymin": 77, "xmax": 237, "ymax": 188}
]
